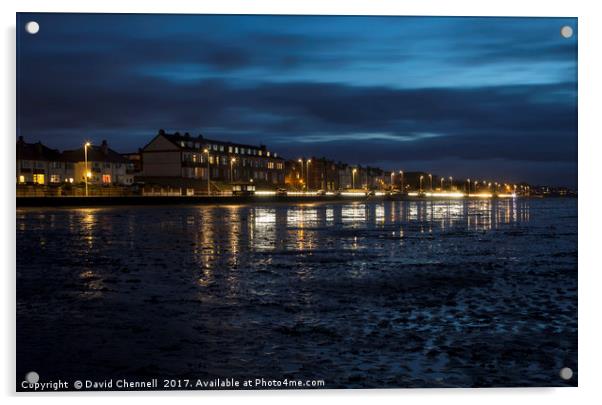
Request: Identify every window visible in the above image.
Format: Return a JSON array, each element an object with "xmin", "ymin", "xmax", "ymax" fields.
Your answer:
[
  {"xmin": 50, "ymin": 174, "xmax": 61, "ymax": 183},
  {"xmin": 33, "ymin": 174, "xmax": 45, "ymax": 184},
  {"xmin": 267, "ymin": 152, "xmax": 271, "ymax": 157},
  {"xmin": 268, "ymin": 162, "xmax": 275, "ymax": 169},
  {"xmin": 235, "ymin": 147, "xmax": 239, "ymax": 154},
  {"xmin": 228, "ymin": 146, "xmax": 233, "ymax": 153},
  {"xmin": 102, "ymin": 174, "xmax": 111, "ymax": 184},
  {"xmin": 219, "ymin": 145, "xmax": 224, "ymax": 152},
  {"xmin": 18, "ymin": 175, "xmax": 25, "ymax": 183}
]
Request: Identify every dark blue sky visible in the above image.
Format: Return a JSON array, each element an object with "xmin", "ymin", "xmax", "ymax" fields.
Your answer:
[{"xmin": 17, "ymin": 14, "xmax": 577, "ymax": 187}]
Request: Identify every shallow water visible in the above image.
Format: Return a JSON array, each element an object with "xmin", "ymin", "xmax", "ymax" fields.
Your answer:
[{"xmin": 16, "ymin": 198, "xmax": 577, "ymax": 388}]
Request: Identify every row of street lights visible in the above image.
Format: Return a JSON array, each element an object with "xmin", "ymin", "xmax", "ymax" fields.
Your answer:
[{"xmin": 82, "ymin": 141, "xmax": 519, "ymax": 197}]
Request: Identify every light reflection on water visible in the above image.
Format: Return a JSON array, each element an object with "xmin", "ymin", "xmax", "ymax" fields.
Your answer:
[
  {"xmin": 18, "ymin": 199, "xmax": 530, "ymax": 292},
  {"xmin": 16, "ymin": 198, "xmax": 577, "ymax": 387}
]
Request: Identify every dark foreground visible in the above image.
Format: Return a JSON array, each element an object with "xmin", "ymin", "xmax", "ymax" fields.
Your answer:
[{"xmin": 16, "ymin": 198, "xmax": 577, "ymax": 390}]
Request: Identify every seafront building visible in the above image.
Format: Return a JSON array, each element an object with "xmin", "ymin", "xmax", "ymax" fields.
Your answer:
[
  {"xmin": 16, "ymin": 136, "xmax": 70, "ymax": 185},
  {"xmin": 61, "ymin": 140, "xmax": 132, "ymax": 186},
  {"xmin": 138, "ymin": 130, "xmax": 285, "ymax": 192},
  {"xmin": 17, "ymin": 137, "xmax": 132, "ymax": 186}
]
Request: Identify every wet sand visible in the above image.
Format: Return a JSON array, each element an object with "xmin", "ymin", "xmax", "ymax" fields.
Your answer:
[{"xmin": 16, "ymin": 198, "xmax": 577, "ymax": 389}]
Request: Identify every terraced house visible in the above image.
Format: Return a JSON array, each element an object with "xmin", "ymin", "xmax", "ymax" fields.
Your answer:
[
  {"xmin": 140, "ymin": 130, "xmax": 285, "ymax": 190},
  {"xmin": 16, "ymin": 136, "xmax": 72, "ymax": 185},
  {"xmin": 61, "ymin": 140, "xmax": 132, "ymax": 185}
]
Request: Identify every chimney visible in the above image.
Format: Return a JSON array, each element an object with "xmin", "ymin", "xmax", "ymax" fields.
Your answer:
[{"xmin": 101, "ymin": 140, "xmax": 108, "ymax": 155}]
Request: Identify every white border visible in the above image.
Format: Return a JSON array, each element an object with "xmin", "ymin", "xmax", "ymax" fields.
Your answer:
[{"xmin": 3, "ymin": 1, "xmax": 601, "ymax": 404}]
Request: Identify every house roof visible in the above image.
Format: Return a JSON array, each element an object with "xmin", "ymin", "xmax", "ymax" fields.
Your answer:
[
  {"xmin": 153, "ymin": 130, "xmax": 282, "ymax": 159},
  {"xmin": 61, "ymin": 142, "xmax": 129, "ymax": 163},
  {"xmin": 16, "ymin": 137, "xmax": 62, "ymax": 161}
]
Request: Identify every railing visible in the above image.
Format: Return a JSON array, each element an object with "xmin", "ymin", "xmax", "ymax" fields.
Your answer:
[{"xmin": 16, "ymin": 185, "xmax": 135, "ymax": 197}]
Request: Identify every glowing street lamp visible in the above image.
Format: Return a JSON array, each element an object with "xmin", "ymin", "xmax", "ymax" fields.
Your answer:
[
  {"xmin": 428, "ymin": 173, "xmax": 432, "ymax": 191},
  {"xmin": 84, "ymin": 141, "xmax": 91, "ymax": 197},
  {"xmin": 467, "ymin": 178, "xmax": 471, "ymax": 194},
  {"xmin": 399, "ymin": 170, "xmax": 404, "ymax": 192},
  {"xmin": 420, "ymin": 175, "xmax": 424, "ymax": 193},
  {"xmin": 204, "ymin": 148, "xmax": 211, "ymax": 195},
  {"xmin": 298, "ymin": 158, "xmax": 304, "ymax": 189},
  {"xmin": 440, "ymin": 177, "xmax": 444, "ymax": 190},
  {"xmin": 352, "ymin": 168, "xmax": 357, "ymax": 189},
  {"xmin": 230, "ymin": 157, "xmax": 236, "ymax": 182},
  {"xmin": 306, "ymin": 159, "xmax": 312, "ymax": 191},
  {"xmin": 449, "ymin": 176, "xmax": 453, "ymax": 191},
  {"xmin": 390, "ymin": 171, "xmax": 395, "ymax": 189}
]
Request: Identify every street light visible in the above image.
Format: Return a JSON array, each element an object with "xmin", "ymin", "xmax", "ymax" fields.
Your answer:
[
  {"xmin": 306, "ymin": 159, "xmax": 312, "ymax": 191},
  {"xmin": 428, "ymin": 173, "xmax": 432, "ymax": 191},
  {"xmin": 230, "ymin": 157, "xmax": 236, "ymax": 182},
  {"xmin": 390, "ymin": 171, "xmax": 395, "ymax": 189},
  {"xmin": 419, "ymin": 175, "xmax": 424, "ymax": 193},
  {"xmin": 467, "ymin": 178, "xmax": 471, "ymax": 194},
  {"xmin": 204, "ymin": 148, "xmax": 211, "ymax": 195},
  {"xmin": 352, "ymin": 168, "xmax": 357, "ymax": 189},
  {"xmin": 399, "ymin": 170, "xmax": 404, "ymax": 192},
  {"xmin": 298, "ymin": 158, "xmax": 304, "ymax": 189},
  {"xmin": 449, "ymin": 176, "xmax": 453, "ymax": 191},
  {"xmin": 84, "ymin": 141, "xmax": 91, "ymax": 197},
  {"xmin": 440, "ymin": 177, "xmax": 444, "ymax": 190}
]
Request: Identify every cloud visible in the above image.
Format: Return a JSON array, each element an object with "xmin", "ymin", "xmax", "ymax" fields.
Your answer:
[{"xmin": 16, "ymin": 13, "xmax": 577, "ymax": 186}]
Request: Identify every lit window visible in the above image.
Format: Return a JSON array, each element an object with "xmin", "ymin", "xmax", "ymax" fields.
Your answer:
[
  {"xmin": 102, "ymin": 174, "xmax": 111, "ymax": 184},
  {"xmin": 18, "ymin": 175, "xmax": 25, "ymax": 183},
  {"xmin": 33, "ymin": 174, "xmax": 45, "ymax": 185},
  {"xmin": 50, "ymin": 174, "xmax": 61, "ymax": 183}
]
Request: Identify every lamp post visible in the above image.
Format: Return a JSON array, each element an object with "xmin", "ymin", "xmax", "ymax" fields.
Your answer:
[
  {"xmin": 306, "ymin": 159, "xmax": 311, "ymax": 191},
  {"xmin": 449, "ymin": 176, "xmax": 453, "ymax": 191},
  {"xmin": 440, "ymin": 177, "xmax": 444, "ymax": 190},
  {"xmin": 399, "ymin": 171, "xmax": 404, "ymax": 193},
  {"xmin": 204, "ymin": 148, "xmax": 210, "ymax": 195},
  {"xmin": 352, "ymin": 168, "xmax": 357, "ymax": 189},
  {"xmin": 230, "ymin": 157, "xmax": 236, "ymax": 182},
  {"xmin": 428, "ymin": 173, "xmax": 432, "ymax": 191},
  {"xmin": 467, "ymin": 178, "xmax": 471, "ymax": 194},
  {"xmin": 390, "ymin": 171, "xmax": 395, "ymax": 189},
  {"xmin": 298, "ymin": 158, "xmax": 304, "ymax": 189},
  {"xmin": 420, "ymin": 175, "xmax": 424, "ymax": 193},
  {"xmin": 84, "ymin": 141, "xmax": 91, "ymax": 197}
]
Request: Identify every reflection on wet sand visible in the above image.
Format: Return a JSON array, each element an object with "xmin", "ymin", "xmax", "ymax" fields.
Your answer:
[{"xmin": 16, "ymin": 198, "xmax": 575, "ymax": 388}]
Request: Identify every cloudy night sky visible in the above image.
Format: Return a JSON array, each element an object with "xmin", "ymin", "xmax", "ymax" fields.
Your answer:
[{"xmin": 17, "ymin": 13, "xmax": 577, "ymax": 187}]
